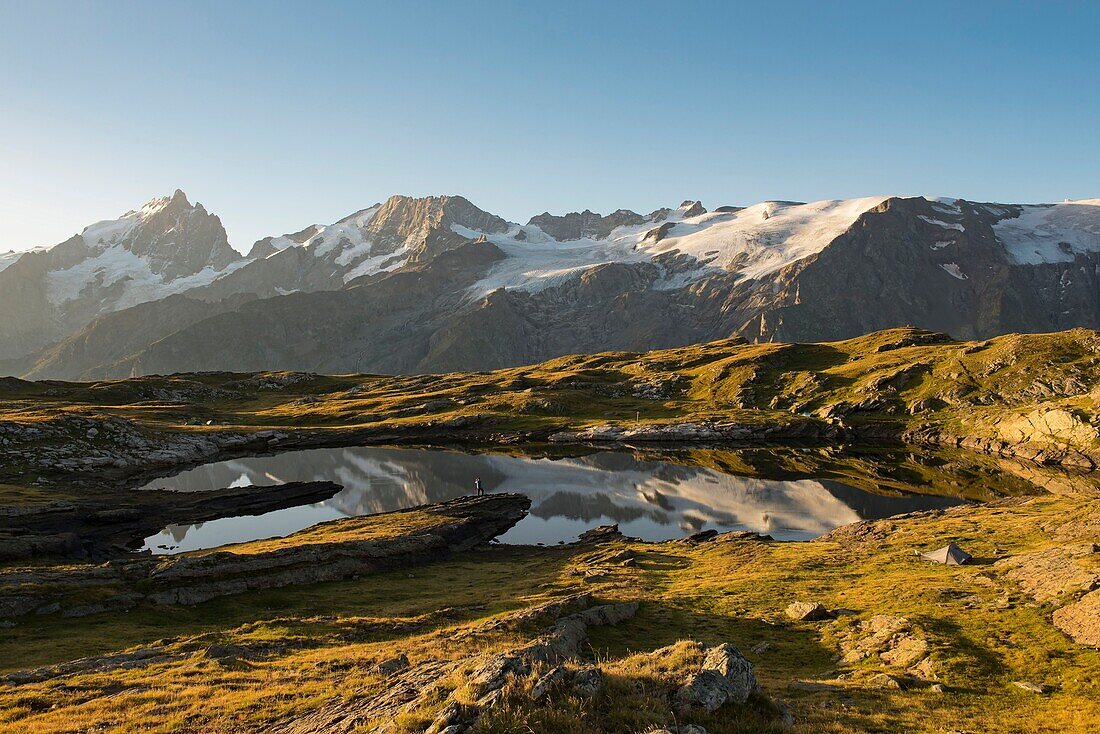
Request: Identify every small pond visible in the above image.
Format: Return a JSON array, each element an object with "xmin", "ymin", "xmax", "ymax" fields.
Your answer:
[{"xmin": 138, "ymin": 446, "xmax": 975, "ymax": 553}]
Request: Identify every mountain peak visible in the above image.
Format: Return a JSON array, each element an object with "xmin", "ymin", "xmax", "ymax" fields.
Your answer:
[
  {"xmin": 679, "ymin": 200, "xmax": 707, "ymax": 217},
  {"xmin": 74, "ymin": 191, "xmax": 239, "ymax": 280}
]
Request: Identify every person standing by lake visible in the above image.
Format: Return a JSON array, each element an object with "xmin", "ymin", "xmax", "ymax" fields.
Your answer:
[{"xmin": 475, "ymin": 477, "xmax": 484, "ymax": 496}]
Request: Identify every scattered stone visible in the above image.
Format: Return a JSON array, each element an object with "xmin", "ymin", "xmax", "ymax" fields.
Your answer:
[
  {"xmin": 786, "ymin": 601, "xmax": 831, "ymax": 621},
  {"xmin": 751, "ymin": 641, "xmax": 772, "ymax": 655},
  {"xmin": 530, "ymin": 665, "xmax": 568, "ymax": 700},
  {"xmin": 880, "ymin": 636, "xmax": 929, "ymax": 667},
  {"xmin": 374, "ymin": 653, "xmax": 409, "ymax": 675},
  {"xmin": 576, "ymin": 525, "xmax": 624, "ymax": 544},
  {"xmin": 908, "ymin": 656, "xmax": 938, "ymax": 681},
  {"xmin": 868, "ymin": 673, "xmax": 904, "ymax": 689},
  {"xmin": 572, "ymin": 666, "xmax": 603, "ymax": 697},
  {"xmin": 928, "ymin": 683, "xmax": 947, "ymax": 693},
  {"xmin": 840, "ymin": 616, "xmax": 928, "ymax": 666}
]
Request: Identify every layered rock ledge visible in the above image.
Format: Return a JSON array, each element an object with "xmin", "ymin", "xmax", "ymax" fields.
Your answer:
[{"xmin": 0, "ymin": 493, "xmax": 531, "ymax": 620}]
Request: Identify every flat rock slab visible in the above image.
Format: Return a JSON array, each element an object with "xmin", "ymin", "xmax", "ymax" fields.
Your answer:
[
  {"xmin": 1052, "ymin": 589, "xmax": 1100, "ymax": 647},
  {"xmin": 995, "ymin": 546, "xmax": 1099, "ymax": 603}
]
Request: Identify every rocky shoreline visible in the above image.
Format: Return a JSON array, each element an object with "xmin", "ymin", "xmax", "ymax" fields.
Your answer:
[
  {"xmin": 3, "ymin": 410, "xmax": 1095, "ymax": 508},
  {"xmin": 0, "ymin": 480, "xmax": 343, "ymax": 562},
  {"xmin": 0, "ymin": 493, "xmax": 531, "ymax": 622}
]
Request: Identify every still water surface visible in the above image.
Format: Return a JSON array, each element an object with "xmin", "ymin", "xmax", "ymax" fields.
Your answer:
[{"xmin": 139, "ymin": 446, "xmax": 971, "ymax": 554}]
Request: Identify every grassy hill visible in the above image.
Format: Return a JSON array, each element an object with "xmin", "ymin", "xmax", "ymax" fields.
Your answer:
[{"xmin": 2, "ymin": 327, "xmax": 1099, "ymax": 494}]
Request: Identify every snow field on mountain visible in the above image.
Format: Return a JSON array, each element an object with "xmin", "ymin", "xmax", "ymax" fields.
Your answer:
[
  {"xmin": 467, "ymin": 196, "xmax": 889, "ymax": 297},
  {"xmin": 993, "ymin": 199, "xmax": 1100, "ymax": 265},
  {"xmin": 45, "ymin": 245, "xmax": 248, "ymax": 309}
]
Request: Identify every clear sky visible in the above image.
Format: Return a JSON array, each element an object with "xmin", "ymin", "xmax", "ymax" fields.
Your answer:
[{"xmin": 2, "ymin": 0, "xmax": 1098, "ymax": 254}]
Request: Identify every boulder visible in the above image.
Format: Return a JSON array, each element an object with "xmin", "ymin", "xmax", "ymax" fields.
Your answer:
[
  {"xmin": 676, "ymin": 670, "xmax": 736, "ymax": 712},
  {"xmin": 785, "ymin": 601, "xmax": 831, "ymax": 621},
  {"xmin": 869, "ymin": 673, "xmax": 904, "ymax": 689},
  {"xmin": 573, "ymin": 666, "xmax": 603, "ymax": 697},
  {"xmin": 701, "ymin": 643, "xmax": 757, "ymax": 703},
  {"xmin": 676, "ymin": 642, "xmax": 758, "ymax": 711},
  {"xmin": 374, "ymin": 653, "xmax": 409, "ymax": 675}
]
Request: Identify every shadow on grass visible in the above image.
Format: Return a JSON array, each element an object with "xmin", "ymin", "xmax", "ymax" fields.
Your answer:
[
  {"xmin": 481, "ymin": 599, "xmax": 851, "ymax": 734},
  {"xmin": 0, "ymin": 544, "xmax": 580, "ymax": 672}
]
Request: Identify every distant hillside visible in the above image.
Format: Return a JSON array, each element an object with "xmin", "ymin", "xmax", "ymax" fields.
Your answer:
[{"xmin": 3, "ymin": 327, "xmax": 1098, "ymax": 473}]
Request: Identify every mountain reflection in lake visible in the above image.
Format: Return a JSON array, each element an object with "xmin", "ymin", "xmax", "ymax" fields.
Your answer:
[{"xmin": 138, "ymin": 446, "xmax": 969, "ymax": 554}]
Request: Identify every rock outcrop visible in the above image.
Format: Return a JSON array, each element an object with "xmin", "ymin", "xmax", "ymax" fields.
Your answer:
[
  {"xmin": 281, "ymin": 592, "xmax": 638, "ymax": 733},
  {"xmin": 1052, "ymin": 590, "xmax": 1100, "ymax": 647},
  {"xmin": 0, "ymin": 480, "xmax": 342, "ymax": 561},
  {"xmin": 0, "ymin": 494, "xmax": 531, "ymax": 620}
]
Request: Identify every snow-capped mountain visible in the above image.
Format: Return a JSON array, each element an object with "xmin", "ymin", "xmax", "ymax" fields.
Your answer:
[
  {"xmin": 0, "ymin": 190, "xmax": 244, "ymax": 361},
  {"xmin": 189, "ymin": 194, "xmax": 512, "ymax": 302},
  {"xmin": 8, "ymin": 191, "xmax": 1100, "ymax": 379}
]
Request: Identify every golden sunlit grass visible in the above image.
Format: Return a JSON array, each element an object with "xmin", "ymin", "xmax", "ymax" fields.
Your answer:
[
  {"xmin": 2, "ymin": 487, "xmax": 1099, "ymax": 733},
  {"xmin": 195, "ymin": 509, "xmax": 450, "ymax": 556},
  {"xmin": 3, "ymin": 328, "xmax": 1100, "ymax": 471},
  {"xmin": 3, "ymin": 328, "xmax": 1100, "ymax": 730}
]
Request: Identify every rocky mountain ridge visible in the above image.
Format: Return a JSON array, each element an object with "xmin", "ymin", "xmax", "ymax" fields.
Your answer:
[
  {"xmin": 4, "ymin": 191, "xmax": 1100, "ymax": 378},
  {"xmin": 0, "ymin": 190, "xmax": 243, "ymax": 361}
]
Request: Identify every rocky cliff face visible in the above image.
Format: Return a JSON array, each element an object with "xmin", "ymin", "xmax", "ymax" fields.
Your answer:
[
  {"xmin": 746, "ymin": 197, "xmax": 1100, "ymax": 342},
  {"xmin": 9, "ymin": 192, "xmax": 1100, "ymax": 379}
]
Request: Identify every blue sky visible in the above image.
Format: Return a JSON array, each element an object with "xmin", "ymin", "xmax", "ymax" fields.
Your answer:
[{"xmin": 2, "ymin": 0, "xmax": 1098, "ymax": 253}]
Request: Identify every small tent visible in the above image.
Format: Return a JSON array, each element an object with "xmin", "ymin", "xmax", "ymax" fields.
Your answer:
[{"xmin": 919, "ymin": 542, "xmax": 972, "ymax": 565}]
